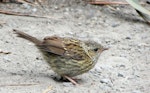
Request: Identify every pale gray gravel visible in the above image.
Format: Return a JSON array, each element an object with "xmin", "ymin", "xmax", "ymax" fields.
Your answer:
[{"xmin": 0, "ymin": 0, "xmax": 149, "ymax": 93}]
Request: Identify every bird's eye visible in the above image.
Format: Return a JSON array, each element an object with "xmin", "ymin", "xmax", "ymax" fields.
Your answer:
[{"xmin": 93, "ymin": 48, "xmax": 99, "ymax": 52}]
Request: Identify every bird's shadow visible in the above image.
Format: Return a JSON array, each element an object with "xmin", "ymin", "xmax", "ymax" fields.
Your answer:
[{"xmin": 4, "ymin": 70, "xmax": 83, "ymax": 83}]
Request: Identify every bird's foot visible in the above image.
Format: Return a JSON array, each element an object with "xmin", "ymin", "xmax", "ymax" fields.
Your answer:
[{"xmin": 64, "ymin": 75, "xmax": 79, "ymax": 85}]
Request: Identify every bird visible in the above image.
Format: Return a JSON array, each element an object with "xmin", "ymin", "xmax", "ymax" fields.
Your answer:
[{"xmin": 13, "ymin": 29, "xmax": 107, "ymax": 85}]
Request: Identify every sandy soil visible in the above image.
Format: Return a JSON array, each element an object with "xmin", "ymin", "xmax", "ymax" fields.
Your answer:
[{"xmin": 0, "ymin": 0, "xmax": 149, "ymax": 93}]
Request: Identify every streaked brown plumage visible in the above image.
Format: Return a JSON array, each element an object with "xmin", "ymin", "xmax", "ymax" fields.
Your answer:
[{"xmin": 13, "ymin": 29, "xmax": 107, "ymax": 85}]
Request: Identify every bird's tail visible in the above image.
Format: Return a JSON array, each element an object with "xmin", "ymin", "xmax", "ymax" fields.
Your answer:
[{"xmin": 13, "ymin": 29, "xmax": 42, "ymax": 45}]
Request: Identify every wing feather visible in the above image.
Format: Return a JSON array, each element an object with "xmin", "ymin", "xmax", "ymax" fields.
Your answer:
[{"xmin": 38, "ymin": 36, "xmax": 87, "ymax": 60}]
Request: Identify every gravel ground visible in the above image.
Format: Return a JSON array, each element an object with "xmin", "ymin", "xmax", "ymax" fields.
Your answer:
[{"xmin": 0, "ymin": 0, "xmax": 149, "ymax": 93}]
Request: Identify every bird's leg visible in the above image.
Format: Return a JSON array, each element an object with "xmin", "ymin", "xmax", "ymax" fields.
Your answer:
[{"xmin": 63, "ymin": 75, "xmax": 79, "ymax": 85}]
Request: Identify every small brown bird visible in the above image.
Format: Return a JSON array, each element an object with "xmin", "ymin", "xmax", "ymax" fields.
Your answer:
[{"xmin": 13, "ymin": 29, "xmax": 107, "ymax": 85}]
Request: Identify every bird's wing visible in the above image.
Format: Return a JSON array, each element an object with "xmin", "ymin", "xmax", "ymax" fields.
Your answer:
[{"xmin": 38, "ymin": 36, "xmax": 87, "ymax": 60}]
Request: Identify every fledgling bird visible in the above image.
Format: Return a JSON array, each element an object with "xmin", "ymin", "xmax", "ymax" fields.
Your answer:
[{"xmin": 13, "ymin": 29, "xmax": 107, "ymax": 85}]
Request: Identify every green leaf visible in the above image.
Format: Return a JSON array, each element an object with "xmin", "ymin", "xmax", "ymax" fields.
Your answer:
[
  {"xmin": 126, "ymin": 0, "xmax": 150, "ymax": 15},
  {"xmin": 126, "ymin": 0, "xmax": 150, "ymax": 23}
]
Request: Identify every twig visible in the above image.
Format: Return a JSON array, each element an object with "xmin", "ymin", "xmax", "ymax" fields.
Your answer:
[
  {"xmin": 35, "ymin": 0, "xmax": 44, "ymax": 8},
  {"xmin": 0, "ymin": 21, "xmax": 6, "ymax": 25},
  {"xmin": 89, "ymin": 1, "xmax": 129, "ymax": 5},
  {"xmin": 0, "ymin": 0, "xmax": 35, "ymax": 5},
  {"xmin": 106, "ymin": 5, "xmax": 117, "ymax": 11},
  {"xmin": 17, "ymin": 0, "xmax": 35, "ymax": 6},
  {"xmin": 35, "ymin": 0, "xmax": 47, "ymax": 12},
  {"xmin": 0, "ymin": 9, "xmax": 51, "ymax": 19},
  {"xmin": 89, "ymin": 1, "xmax": 145, "ymax": 5},
  {"xmin": 0, "ymin": 83, "xmax": 38, "ymax": 87},
  {"xmin": 43, "ymin": 86, "xmax": 53, "ymax": 93},
  {"xmin": 0, "ymin": 50, "xmax": 11, "ymax": 54},
  {"xmin": 17, "ymin": 0, "xmax": 36, "ymax": 6}
]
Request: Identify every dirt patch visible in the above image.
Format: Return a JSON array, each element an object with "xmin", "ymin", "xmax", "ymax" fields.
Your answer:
[{"xmin": 0, "ymin": 0, "xmax": 149, "ymax": 93}]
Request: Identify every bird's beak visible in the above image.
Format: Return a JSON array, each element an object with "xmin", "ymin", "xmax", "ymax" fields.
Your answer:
[
  {"xmin": 98, "ymin": 47, "xmax": 108, "ymax": 53},
  {"xmin": 103, "ymin": 48, "xmax": 109, "ymax": 51}
]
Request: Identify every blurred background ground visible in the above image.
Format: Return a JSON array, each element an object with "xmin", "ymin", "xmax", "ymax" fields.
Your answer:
[{"xmin": 0, "ymin": 0, "xmax": 149, "ymax": 93}]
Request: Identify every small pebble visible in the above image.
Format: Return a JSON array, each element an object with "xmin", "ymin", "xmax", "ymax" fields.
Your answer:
[
  {"xmin": 63, "ymin": 82, "xmax": 74, "ymax": 87},
  {"xmin": 54, "ymin": 6, "xmax": 59, "ymax": 10},
  {"xmin": 132, "ymin": 90, "xmax": 142, "ymax": 93},
  {"xmin": 120, "ymin": 54, "xmax": 127, "ymax": 57},
  {"xmin": 111, "ymin": 23, "xmax": 120, "ymax": 27},
  {"xmin": 100, "ymin": 78, "xmax": 110, "ymax": 84},
  {"xmin": 32, "ymin": 8, "xmax": 37, "ymax": 12},
  {"xmin": 125, "ymin": 36, "xmax": 131, "ymax": 40},
  {"xmin": 100, "ymin": 65, "xmax": 113, "ymax": 70},
  {"xmin": 118, "ymin": 73, "xmax": 124, "ymax": 77},
  {"xmin": 99, "ymin": 84, "xmax": 112, "ymax": 90},
  {"xmin": 22, "ymin": 3, "xmax": 31, "ymax": 9},
  {"xmin": 77, "ymin": 22, "xmax": 82, "ymax": 26},
  {"xmin": 119, "ymin": 64, "xmax": 126, "ymax": 68},
  {"xmin": 94, "ymin": 66, "xmax": 102, "ymax": 72},
  {"xmin": 3, "ymin": 56, "xmax": 11, "ymax": 62},
  {"xmin": 64, "ymin": 8, "xmax": 70, "ymax": 12},
  {"xmin": 64, "ymin": 89, "xmax": 70, "ymax": 93}
]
